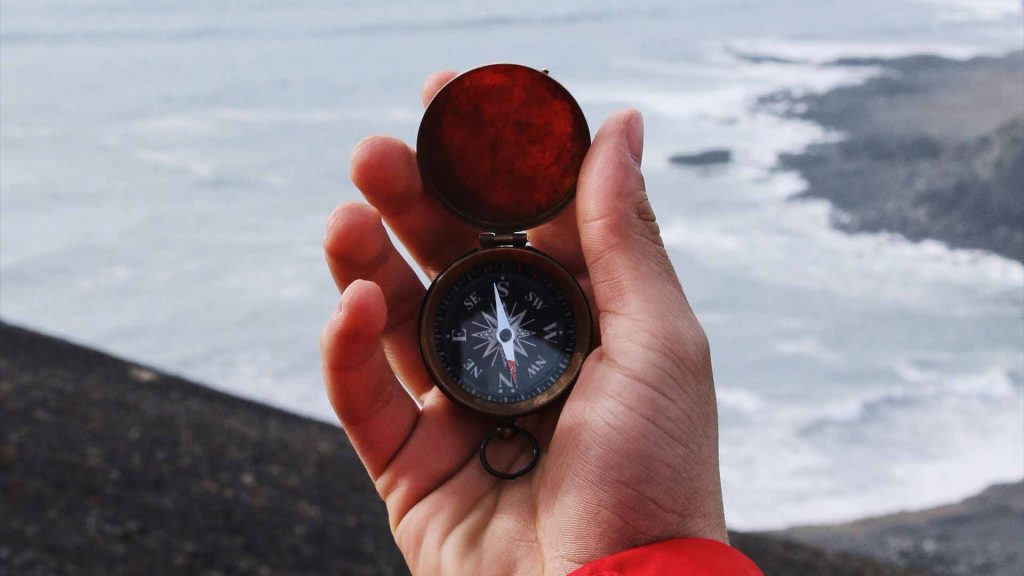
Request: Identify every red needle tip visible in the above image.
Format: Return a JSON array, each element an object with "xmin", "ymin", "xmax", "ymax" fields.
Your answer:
[{"xmin": 507, "ymin": 360, "xmax": 518, "ymax": 384}]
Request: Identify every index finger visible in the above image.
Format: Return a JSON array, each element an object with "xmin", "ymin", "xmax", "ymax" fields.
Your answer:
[
  {"xmin": 422, "ymin": 69, "xmax": 458, "ymax": 107},
  {"xmin": 351, "ymin": 70, "xmax": 479, "ymax": 278}
]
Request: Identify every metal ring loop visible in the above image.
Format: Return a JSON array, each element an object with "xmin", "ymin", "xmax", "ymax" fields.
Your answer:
[{"xmin": 479, "ymin": 423, "xmax": 540, "ymax": 480}]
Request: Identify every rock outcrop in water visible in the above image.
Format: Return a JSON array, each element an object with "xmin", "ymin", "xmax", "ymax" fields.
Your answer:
[
  {"xmin": 761, "ymin": 52, "xmax": 1024, "ymax": 262},
  {"xmin": 670, "ymin": 148, "xmax": 733, "ymax": 166}
]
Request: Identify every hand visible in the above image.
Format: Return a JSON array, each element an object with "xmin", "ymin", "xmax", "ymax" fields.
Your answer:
[{"xmin": 321, "ymin": 70, "xmax": 726, "ymax": 576}]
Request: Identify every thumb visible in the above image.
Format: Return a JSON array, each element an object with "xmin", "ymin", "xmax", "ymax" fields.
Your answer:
[{"xmin": 576, "ymin": 109, "xmax": 691, "ymax": 338}]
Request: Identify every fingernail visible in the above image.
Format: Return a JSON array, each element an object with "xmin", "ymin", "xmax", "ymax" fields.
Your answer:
[
  {"xmin": 626, "ymin": 110, "xmax": 644, "ymax": 166},
  {"xmin": 334, "ymin": 297, "xmax": 345, "ymax": 317}
]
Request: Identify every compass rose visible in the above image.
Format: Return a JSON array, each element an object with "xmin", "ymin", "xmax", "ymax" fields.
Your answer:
[{"xmin": 471, "ymin": 303, "xmax": 537, "ymax": 367}]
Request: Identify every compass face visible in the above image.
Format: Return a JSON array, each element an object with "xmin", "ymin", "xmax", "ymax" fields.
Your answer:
[{"xmin": 423, "ymin": 251, "xmax": 589, "ymax": 413}]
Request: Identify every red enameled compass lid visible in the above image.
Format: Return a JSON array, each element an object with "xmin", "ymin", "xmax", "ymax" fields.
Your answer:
[{"xmin": 416, "ymin": 64, "xmax": 591, "ymax": 232}]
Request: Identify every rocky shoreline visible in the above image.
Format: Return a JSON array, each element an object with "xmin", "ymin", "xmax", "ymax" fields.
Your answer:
[
  {"xmin": 773, "ymin": 482, "xmax": 1024, "ymax": 576},
  {"xmin": 759, "ymin": 52, "xmax": 1024, "ymax": 262},
  {"xmin": 2, "ymin": 320, "xmax": 943, "ymax": 575}
]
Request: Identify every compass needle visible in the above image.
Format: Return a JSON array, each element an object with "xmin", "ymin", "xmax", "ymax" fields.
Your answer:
[{"xmin": 493, "ymin": 282, "xmax": 519, "ymax": 384}]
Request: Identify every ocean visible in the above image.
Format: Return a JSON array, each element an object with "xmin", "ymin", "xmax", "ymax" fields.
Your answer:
[{"xmin": 2, "ymin": 0, "xmax": 1022, "ymax": 529}]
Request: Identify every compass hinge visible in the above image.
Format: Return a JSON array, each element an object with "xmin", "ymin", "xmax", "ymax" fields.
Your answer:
[{"xmin": 479, "ymin": 232, "xmax": 528, "ymax": 248}]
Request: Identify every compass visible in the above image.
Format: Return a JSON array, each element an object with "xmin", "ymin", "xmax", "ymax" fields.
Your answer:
[{"xmin": 417, "ymin": 64, "xmax": 593, "ymax": 479}]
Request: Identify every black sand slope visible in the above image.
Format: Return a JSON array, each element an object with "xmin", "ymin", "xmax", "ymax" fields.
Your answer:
[
  {"xmin": 1, "ymin": 321, "xmax": 930, "ymax": 575},
  {"xmin": 0, "ymin": 321, "xmax": 406, "ymax": 576}
]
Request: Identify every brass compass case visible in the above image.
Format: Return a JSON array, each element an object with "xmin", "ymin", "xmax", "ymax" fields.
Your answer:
[
  {"xmin": 419, "ymin": 246, "xmax": 592, "ymax": 417},
  {"xmin": 415, "ymin": 64, "xmax": 594, "ymax": 475}
]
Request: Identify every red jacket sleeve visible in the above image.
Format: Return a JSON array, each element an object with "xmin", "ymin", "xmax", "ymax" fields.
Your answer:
[{"xmin": 568, "ymin": 538, "xmax": 763, "ymax": 576}]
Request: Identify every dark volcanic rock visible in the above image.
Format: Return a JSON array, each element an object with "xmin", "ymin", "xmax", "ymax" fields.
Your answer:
[
  {"xmin": 763, "ymin": 52, "xmax": 1024, "ymax": 262},
  {"xmin": 0, "ymin": 322, "xmax": 407, "ymax": 576},
  {"xmin": 730, "ymin": 532, "xmax": 930, "ymax": 576},
  {"xmin": 773, "ymin": 482, "xmax": 1024, "ymax": 576},
  {"xmin": 670, "ymin": 148, "xmax": 733, "ymax": 166}
]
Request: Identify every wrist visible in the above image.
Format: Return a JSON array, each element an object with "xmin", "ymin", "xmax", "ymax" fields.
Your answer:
[{"xmin": 566, "ymin": 538, "xmax": 761, "ymax": 576}]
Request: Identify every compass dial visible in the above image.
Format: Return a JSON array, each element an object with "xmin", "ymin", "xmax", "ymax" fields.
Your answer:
[{"xmin": 421, "ymin": 249, "xmax": 591, "ymax": 415}]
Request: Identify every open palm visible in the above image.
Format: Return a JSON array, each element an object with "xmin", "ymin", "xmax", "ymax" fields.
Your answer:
[{"xmin": 321, "ymin": 71, "xmax": 727, "ymax": 576}]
